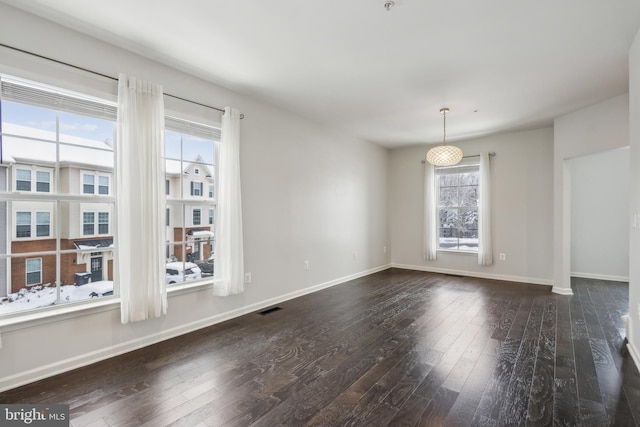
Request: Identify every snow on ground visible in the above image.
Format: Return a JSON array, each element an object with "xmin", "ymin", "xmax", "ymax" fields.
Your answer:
[{"xmin": 0, "ymin": 281, "xmax": 114, "ymax": 315}]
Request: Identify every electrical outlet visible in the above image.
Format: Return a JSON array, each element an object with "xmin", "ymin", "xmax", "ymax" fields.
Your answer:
[
  {"xmin": 304, "ymin": 260, "xmax": 310, "ymax": 270},
  {"xmin": 383, "ymin": 246, "xmax": 387, "ymax": 254},
  {"xmin": 499, "ymin": 253, "xmax": 506, "ymax": 261},
  {"xmin": 244, "ymin": 272, "xmax": 252, "ymax": 283}
]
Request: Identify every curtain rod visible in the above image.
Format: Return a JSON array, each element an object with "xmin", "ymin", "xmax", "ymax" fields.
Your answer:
[
  {"xmin": 421, "ymin": 152, "xmax": 496, "ymax": 164},
  {"xmin": 0, "ymin": 43, "xmax": 244, "ymax": 119}
]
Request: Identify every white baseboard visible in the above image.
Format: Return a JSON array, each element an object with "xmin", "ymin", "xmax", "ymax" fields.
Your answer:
[
  {"xmin": 551, "ymin": 286, "xmax": 574, "ymax": 296},
  {"xmin": 627, "ymin": 318, "xmax": 640, "ymax": 373},
  {"xmin": 571, "ymin": 271, "xmax": 629, "ymax": 283},
  {"xmin": 0, "ymin": 264, "xmax": 392, "ymax": 392},
  {"xmin": 391, "ymin": 263, "xmax": 553, "ymax": 287}
]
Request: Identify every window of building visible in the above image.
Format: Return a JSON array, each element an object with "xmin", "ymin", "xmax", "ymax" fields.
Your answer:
[
  {"xmin": 36, "ymin": 212, "xmax": 51, "ymax": 237},
  {"xmin": 98, "ymin": 212, "xmax": 109, "ymax": 234},
  {"xmin": 191, "ymin": 181, "xmax": 203, "ymax": 196},
  {"xmin": 98, "ymin": 176, "xmax": 109, "ymax": 195},
  {"xmin": 0, "ymin": 74, "xmax": 117, "ymax": 315},
  {"xmin": 25, "ymin": 258, "xmax": 42, "ymax": 286},
  {"xmin": 194, "ymin": 168, "xmax": 200, "ymax": 175},
  {"xmin": 166, "ymin": 208, "xmax": 170, "ymax": 226},
  {"xmin": 436, "ymin": 164, "xmax": 479, "ymax": 251},
  {"xmin": 209, "ymin": 208, "xmax": 214, "ymax": 225},
  {"xmin": 209, "ymin": 184, "xmax": 214, "ymax": 199},
  {"xmin": 193, "ymin": 208, "xmax": 201, "ymax": 226},
  {"xmin": 83, "ymin": 212, "xmax": 95, "ymax": 236},
  {"xmin": 83, "ymin": 174, "xmax": 95, "ymax": 194},
  {"xmin": 36, "ymin": 171, "xmax": 51, "ymax": 192},
  {"xmin": 165, "ymin": 179, "xmax": 170, "ymax": 195},
  {"xmin": 16, "ymin": 211, "xmax": 31, "ymax": 238},
  {"xmin": 16, "ymin": 169, "xmax": 31, "ymax": 191}
]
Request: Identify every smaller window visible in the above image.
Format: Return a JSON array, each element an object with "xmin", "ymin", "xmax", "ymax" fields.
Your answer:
[
  {"xmin": 98, "ymin": 212, "xmax": 109, "ymax": 234},
  {"xmin": 16, "ymin": 169, "xmax": 31, "ymax": 191},
  {"xmin": 191, "ymin": 182, "xmax": 203, "ymax": 196},
  {"xmin": 83, "ymin": 212, "xmax": 95, "ymax": 236},
  {"xmin": 16, "ymin": 211, "xmax": 31, "ymax": 238},
  {"xmin": 36, "ymin": 212, "xmax": 51, "ymax": 237},
  {"xmin": 36, "ymin": 171, "xmax": 51, "ymax": 193},
  {"xmin": 194, "ymin": 168, "xmax": 200, "ymax": 175},
  {"xmin": 193, "ymin": 209, "xmax": 201, "ymax": 226},
  {"xmin": 209, "ymin": 208, "xmax": 214, "ymax": 225},
  {"xmin": 83, "ymin": 174, "xmax": 95, "ymax": 194},
  {"xmin": 26, "ymin": 258, "xmax": 42, "ymax": 286},
  {"xmin": 166, "ymin": 208, "xmax": 170, "ymax": 226},
  {"xmin": 165, "ymin": 179, "xmax": 170, "ymax": 195},
  {"xmin": 208, "ymin": 184, "xmax": 214, "ymax": 199},
  {"xmin": 98, "ymin": 176, "xmax": 109, "ymax": 195}
]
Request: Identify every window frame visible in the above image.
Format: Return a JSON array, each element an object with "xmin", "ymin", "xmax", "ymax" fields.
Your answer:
[{"xmin": 435, "ymin": 162, "xmax": 480, "ymax": 253}]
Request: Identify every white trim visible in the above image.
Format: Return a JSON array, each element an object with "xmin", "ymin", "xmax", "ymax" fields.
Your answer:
[
  {"xmin": 570, "ymin": 271, "xmax": 629, "ymax": 282},
  {"xmin": 0, "ymin": 264, "xmax": 391, "ymax": 392},
  {"xmin": 391, "ymin": 263, "xmax": 553, "ymax": 287},
  {"xmin": 551, "ymin": 286, "xmax": 574, "ymax": 295},
  {"xmin": 627, "ymin": 317, "xmax": 640, "ymax": 372}
]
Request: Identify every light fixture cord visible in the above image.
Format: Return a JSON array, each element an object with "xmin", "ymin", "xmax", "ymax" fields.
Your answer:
[{"xmin": 442, "ymin": 110, "xmax": 447, "ymax": 146}]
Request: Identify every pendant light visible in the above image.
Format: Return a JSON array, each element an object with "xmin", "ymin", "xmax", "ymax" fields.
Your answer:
[{"xmin": 426, "ymin": 107, "xmax": 463, "ymax": 166}]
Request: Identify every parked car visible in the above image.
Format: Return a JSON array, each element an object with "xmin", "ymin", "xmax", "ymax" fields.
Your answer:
[
  {"xmin": 166, "ymin": 262, "xmax": 202, "ymax": 285},
  {"xmin": 196, "ymin": 256, "xmax": 214, "ymax": 277}
]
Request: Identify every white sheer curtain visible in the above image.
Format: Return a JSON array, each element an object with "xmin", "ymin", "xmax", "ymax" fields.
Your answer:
[
  {"xmin": 478, "ymin": 152, "xmax": 493, "ymax": 265},
  {"xmin": 423, "ymin": 162, "xmax": 438, "ymax": 260},
  {"xmin": 213, "ymin": 107, "xmax": 245, "ymax": 296},
  {"xmin": 116, "ymin": 74, "xmax": 167, "ymax": 323}
]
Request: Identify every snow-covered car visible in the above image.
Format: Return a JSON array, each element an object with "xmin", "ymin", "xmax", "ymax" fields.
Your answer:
[{"xmin": 166, "ymin": 262, "xmax": 202, "ymax": 285}]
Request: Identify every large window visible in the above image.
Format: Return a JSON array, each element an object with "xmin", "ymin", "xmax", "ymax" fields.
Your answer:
[
  {"xmin": 164, "ymin": 116, "xmax": 219, "ymax": 284},
  {"xmin": 436, "ymin": 164, "xmax": 479, "ymax": 251},
  {"xmin": 0, "ymin": 75, "xmax": 117, "ymax": 315}
]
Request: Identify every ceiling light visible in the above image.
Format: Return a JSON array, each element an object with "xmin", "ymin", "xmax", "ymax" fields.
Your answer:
[
  {"xmin": 426, "ymin": 108, "xmax": 463, "ymax": 167},
  {"xmin": 384, "ymin": 1, "xmax": 394, "ymax": 11}
]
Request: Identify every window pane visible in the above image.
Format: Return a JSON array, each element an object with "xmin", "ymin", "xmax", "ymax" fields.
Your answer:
[
  {"xmin": 98, "ymin": 176, "xmax": 109, "ymax": 195},
  {"xmin": 26, "ymin": 258, "xmax": 42, "ymax": 285},
  {"xmin": 83, "ymin": 212, "xmax": 95, "ymax": 235},
  {"xmin": 16, "ymin": 212, "xmax": 31, "ymax": 238},
  {"xmin": 83, "ymin": 175, "xmax": 95, "ymax": 194},
  {"xmin": 36, "ymin": 171, "xmax": 51, "ymax": 192},
  {"xmin": 58, "ymin": 111, "xmax": 115, "ymax": 145},
  {"xmin": 16, "ymin": 169, "xmax": 31, "ymax": 191},
  {"xmin": 98, "ymin": 212, "xmax": 109, "ymax": 234},
  {"xmin": 2, "ymin": 101, "xmax": 57, "ymax": 138},
  {"xmin": 439, "ymin": 187, "xmax": 458, "ymax": 207},
  {"xmin": 36, "ymin": 212, "xmax": 51, "ymax": 237},
  {"xmin": 193, "ymin": 209, "xmax": 201, "ymax": 225},
  {"xmin": 459, "ymin": 186, "xmax": 478, "ymax": 207}
]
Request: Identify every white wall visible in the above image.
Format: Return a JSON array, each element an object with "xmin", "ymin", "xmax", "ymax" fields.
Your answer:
[
  {"xmin": 553, "ymin": 94, "xmax": 630, "ymax": 294},
  {"xmin": 0, "ymin": 4, "xmax": 390, "ymax": 390},
  {"xmin": 570, "ymin": 147, "xmax": 629, "ymax": 281},
  {"xmin": 389, "ymin": 127, "xmax": 554, "ymax": 285},
  {"xmin": 628, "ymin": 26, "xmax": 640, "ymax": 368}
]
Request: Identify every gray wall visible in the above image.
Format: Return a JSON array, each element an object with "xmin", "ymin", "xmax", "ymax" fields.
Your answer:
[
  {"xmin": 0, "ymin": 4, "xmax": 390, "ymax": 390},
  {"xmin": 389, "ymin": 127, "xmax": 554, "ymax": 285},
  {"xmin": 570, "ymin": 148, "xmax": 629, "ymax": 281}
]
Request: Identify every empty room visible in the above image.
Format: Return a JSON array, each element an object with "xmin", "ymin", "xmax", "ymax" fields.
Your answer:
[{"xmin": 1, "ymin": 1, "xmax": 640, "ymax": 426}]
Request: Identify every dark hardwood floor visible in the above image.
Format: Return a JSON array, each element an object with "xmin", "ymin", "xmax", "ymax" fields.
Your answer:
[{"xmin": 1, "ymin": 269, "xmax": 638, "ymax": 426}]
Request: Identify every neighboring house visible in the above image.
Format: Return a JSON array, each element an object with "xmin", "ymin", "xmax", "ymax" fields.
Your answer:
[
  {"xmin": 1, "ymin": 123, "xmax": 216, "ymax": 296},
  {"xmin": 165, "ymin": 154, "xmax": 215, "ymax": 264},
  {"xmin": 1, "ymin": 123, "xmax": 115, "ymax": 294}
]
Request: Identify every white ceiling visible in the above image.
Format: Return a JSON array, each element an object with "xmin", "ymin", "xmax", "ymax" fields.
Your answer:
[{"xmin": 3, "ymin": 0, "xmax": 640, "ymax": 148}]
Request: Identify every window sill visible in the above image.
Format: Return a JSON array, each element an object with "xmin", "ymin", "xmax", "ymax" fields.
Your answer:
[
  {"xmin": 437, "ymin": 249, "xmax": 478, "ymax": 256},
  {"xmin": 0, "ymin": 278, "xmax": 222, "ymax": 334},
  {"xmin": 0, "ymin": 296, "xmax": 120, "ymax": 333}
]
